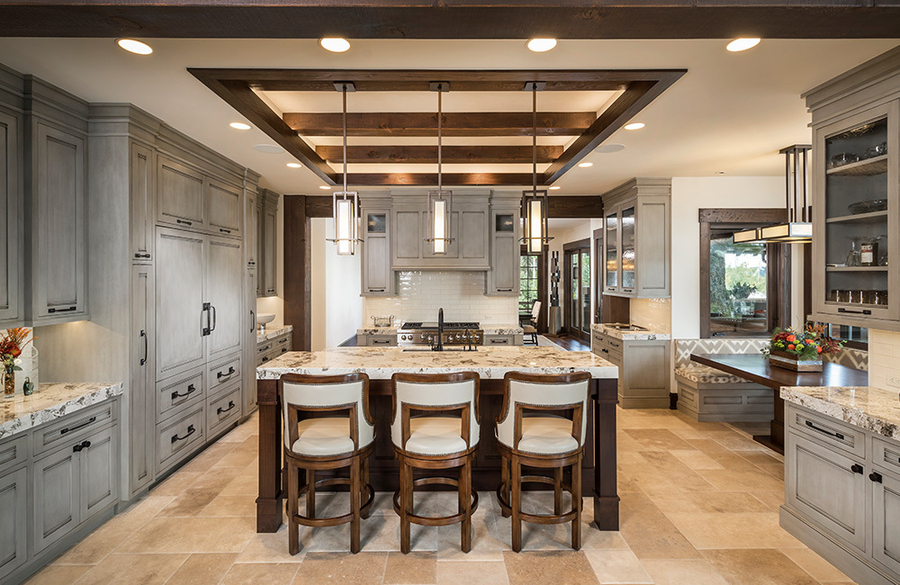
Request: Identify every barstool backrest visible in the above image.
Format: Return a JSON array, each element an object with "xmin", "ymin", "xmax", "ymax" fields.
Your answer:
[
  {"xmin": 496, "ymin": 372, "xmax": 591, "ymax": 450},
  {"xmin": 279, "ymin": 373, "xmax": 374, "ymax": 451},
  {"xmin": 390, "ymin": 372, "xmax": 480, "ymax": 451}
]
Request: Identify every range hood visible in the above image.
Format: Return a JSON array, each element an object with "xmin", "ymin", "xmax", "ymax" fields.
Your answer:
[{"xmin": 734, "ymin": 145, "xmax": 812, "ymax": 244}]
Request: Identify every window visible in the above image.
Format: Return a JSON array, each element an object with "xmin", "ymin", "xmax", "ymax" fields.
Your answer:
[
  {"xmin": 519, "ymin": 254, "xmax": 539, "ymax": 313},
  {"xmin": 709, "ymin": 233, "xmax": 769, "ymax": 335},
  {"xmin": 817, "ymin": 323, "xmax": 868, "ymax": 349}
]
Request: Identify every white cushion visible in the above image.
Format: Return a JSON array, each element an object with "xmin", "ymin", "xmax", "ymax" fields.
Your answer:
[
  {"xmin": 501, "ymin": 415, "xmax": 579, "ymax": 455},
  {"xmin": 403, "ymin": 416, "xmax": 468, "ymax": 456},
  {"xmin": 674, "ymin": 365, "xmax": 748, "ymax": 385},
  {"xmin": 289, "ymin": 417, "xmax": 366, "ymax": 457}
]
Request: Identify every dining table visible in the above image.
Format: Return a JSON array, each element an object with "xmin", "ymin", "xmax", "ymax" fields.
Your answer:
[{"xmin": 690, "ymin": 353, "xmax": 869, "ymax": 454}]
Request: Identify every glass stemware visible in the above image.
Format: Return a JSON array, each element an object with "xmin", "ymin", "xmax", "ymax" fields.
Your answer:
[{"xmin": 846, "ymin": 236, "xmax": 862, "ymax": 267}]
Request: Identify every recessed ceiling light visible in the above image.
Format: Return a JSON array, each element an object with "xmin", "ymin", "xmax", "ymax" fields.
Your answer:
[
  {"xmin": 526, "ymin": 38, "xmax": 557, "ymax": 53},
  {"xmin": 286, "ymin": 162, "xmax": 302, "ymax": 168},
  {"xmin": 577, "ymin": 162, "xmax": 593, "ymax": 168},
  {"xmin": 116, "ymin": 39, "xmax": 153, "ymax": 55},
  {"xmin": 253, "ymin": 144, "xmax": 285, "ymax": 155},
  {"xmin": 229, "ymin": 122, "xmax": 251, "ymax": 131},
  {"xmin": 596, "ymin": 144, "xmax": 626, "ymax": 153},
  {"xmin": 717, "ymin": 171, "xmax": 727, "ymax": 175},
  {"xmin": 726, "ymin": 38, "xmax": 760, "ymax": 52},
  {"xmin": 320, "ymin": 37, "xmax": 350, "ymax": 52},
  {"xmin": 624, "ymin": 123, "xmax": 645, "ymax": 131},
  {"xmin": 549, "ymin": 186, "xmax": 561, "ymax": 190},
  {"xmin": 319, "ymin": 185, "xmax": 332, "ymax": 190}
]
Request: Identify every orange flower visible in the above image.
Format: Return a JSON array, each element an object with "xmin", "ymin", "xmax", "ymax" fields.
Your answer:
[
  {"xmin": 786, "ymin": 335, "xmax": 796, "ymax": 342},
  {"xmin": 816, "ymin": 346, "xmax": 823, "ymax": 353},
  {"xmin": 787, "ymin": 343, "xmax": 795, "ymax": 350}
]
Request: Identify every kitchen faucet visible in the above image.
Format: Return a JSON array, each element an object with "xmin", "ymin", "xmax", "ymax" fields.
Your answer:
[{"xmin": 435, "ymin": 308, "xmax": 444, "ymax": 351}]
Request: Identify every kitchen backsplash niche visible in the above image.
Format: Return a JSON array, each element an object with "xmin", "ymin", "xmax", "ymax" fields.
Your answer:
[
  {"xmin": 630, "ymin": 298, "xmax": 672, "ymax": 333},
  {"xmin": 364, "ymin": 271, "xmax": 518, "ymax": 326}
]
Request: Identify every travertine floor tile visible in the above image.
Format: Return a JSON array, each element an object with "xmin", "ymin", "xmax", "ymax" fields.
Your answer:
[
  {"xmin": 695, "ymin": 468, "xmax": 785, "ymax": 493},
  {"xmin": 663, "ymin": 512, "xmax": 804, "ymax": 549},
  {"xmin": 235, "ymin": 525, "xmax": 306, "ymax": 563},
  {"xmin": 668, "ymin": 449, "xmax": 725, "ymax": 470},
  {"xmin": 24, "ymin": 564, "xmax": 90, "ymax": 585},
  {"xmin": 623, "ymin": 429, "xmax": 696, "ymax": 451},
  {"xmin": 52, "ymin": 523, "xmax": 132, "ymax": 565},
  {"xmin": 646, "ymin": 491, "xmax": 772, "ymax": 515},
  {"xmin": 640, "ymin": 559, "xmax": 729, "ymax": 585},
  {"xmin": 781, "ymin": 547, "xmax": 855, "ymax": 583},
  {"xmin": 180, "ymin": 441, "xmax": 239, "ymax": 473},
  {"xmin": 157, "ymin": 488, "xmax": 220, "ymax": 517},
  {"xmin": 384, "ymin": 551, "xmax": 437, "ymax": 584},
  {"xmin": 504, "ymin": 550, "xmax": 599, "ymax": 585},
  {"xmin": 293, "ymin": 552, "xmax": 388, "ymax": 584},
  {"xmin": 73, "ymin": 553, "xmax": 187, "ymax": 585},
  {"xmin": 700, "ymin": 549, "xmax": 819, "ymax": 585},
  {"xmin": 436, "ymin": 560, "xmax": 508, "ymax": 585},
  {"xmin": 166, "ymin": 553, "xmax": 238, "ymax": 585},
  {"xmin": 220, "ymin": 562, "xmax": 299, "ymax": 584},
  {"xmin": 618, "ymin": 493, "xmax": 701, "ymax": 560},
  {"xmin": 199, "ymin": 494, "xmax": 257, "ymax": 517},
  {"xmin": 117, "ymin": 517, "xmax": 255, "ymax": 553},
  {"xmin": 584, "ymin": 549, "xmax": 653, "ymax": 584},
  {"xmin": 639, "ymin": 451, "xmax": 717, "ymax": 492},
  {"xmin": 152, "ymin": 471, "xmax": 203, "ymax": 496}
]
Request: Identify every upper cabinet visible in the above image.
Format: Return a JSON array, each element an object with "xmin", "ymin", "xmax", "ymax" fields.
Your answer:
[
  {"xmin": 807, "ymin": 47, "xmax": 900, "ymax": 331},
  {"xmin": 130, "ymin": 142, "xmax": 155, "ymax": 262},
  {"xmin": 486, "ymin": 192, "xmax": 521, "ymax": 296},
  {"xmin": 360, "ymin": 195, "xmax": 393, "ymax": 297},
  {"xmin": 258, "ymin": 189, "xmax": 279, "ymax": 297},
  {"xmin": 245, "ymin": 185, "xmax": 259, "ymax": 269},
  {"xmin": 157, "ymin": 156, "xmax": 205, "ymax": 230},
  {"xmin": 0, "ymin": 87, "xmax": 22, "ymax": 328},
  {"xmin": 601, "ymin": 178, "xmax": 671, "ymax": 299}
]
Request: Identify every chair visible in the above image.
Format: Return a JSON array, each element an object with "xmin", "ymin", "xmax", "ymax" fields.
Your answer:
[
  {"xmin": 390, "ymin": 372, "xmax": 480, "ymax": 554},
  {"xmin": 495, "ymin": 371, "xmax": 591, "ymax": 551},
  {"xmin": 523, "ymin": 300, "xmax": 542, "ymax": 345},
  {"xmin": 279, "ymin": 373, "xmax": 376, "ymax": 555}
]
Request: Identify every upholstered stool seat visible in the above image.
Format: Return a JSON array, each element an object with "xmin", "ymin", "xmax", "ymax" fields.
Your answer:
[
  {"xmin": 514, "ymin": 415, "xmax": 580, "ymax": 455},
  {"xmin": 405, "ymin": 416, "xmax": 468, "ymax": 456},
  {"xmin": 290, "ymin": 417, "xmax": 370, "ymax": 457}
]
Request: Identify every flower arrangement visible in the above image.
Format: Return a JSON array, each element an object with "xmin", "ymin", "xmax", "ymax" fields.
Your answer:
[
  {"xmin": 763, "ymin": 326, "xmax": 843, "ymax": 371},
  {"xmin": 1, "ymin": 328, "xmax": 33, "ymax": 398}
]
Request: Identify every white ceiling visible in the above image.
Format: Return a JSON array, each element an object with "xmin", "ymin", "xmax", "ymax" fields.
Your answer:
[{"xmin": 0, "ymin": 38, "xmax": 896, "ymax": 195}]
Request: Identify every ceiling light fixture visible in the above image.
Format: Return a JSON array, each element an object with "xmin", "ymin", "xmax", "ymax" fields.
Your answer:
[
  {"xmin": 578, "ymin": 162, "xmax": 593, "ymax": 168},
  {"xmin": 230, "ymin": 122, "xmax": 251, "ymax": 130},
  {"xmin": 624, "ymin": 122, "xmax": 645, "ymax": 131},
  {"xmin": 522, "ymin": 81, "xmax": 552, "ymax": 256},
  {"xmin": 286, "ymin": 162, "xmax": 302, "ymax": 168},
  {"xmin": 549, "ymin": 186, "xmax": 561, "ymax": 190},
  {"xmin": 327, "ymin": 82, "xmax": 361, "ymax": 256},
  {"xmin": 253, "ymin": 144, "xmax": 285, "ymax": 155},
  {"xmin": 116, "ymin": 38, "xmax": 153, "ymax": 55},
  {"xmin": 319, "ymin": 185, "xmax": 332, "ymax": 190},
  {"xmin": 527, "ymin": 38, "xmax": 557, "ymax": 53},
  {"xmin": 726, "ymin": 38, "xmax": 761, "ymax": 52},
  {"xmin": 426, "ymin": 82, "xmax": 453, "ymax": 256},
  {"xmin": 320, "ymin": 37, "xmax": 350, "ymax": 53}
]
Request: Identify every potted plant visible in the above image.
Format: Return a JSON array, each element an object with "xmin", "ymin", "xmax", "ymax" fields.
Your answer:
[
  {"xmin": 763, "ymin": 326, "xmax": 843, "ymax": 372},
  {"xmin": 1, "ymin": 328, "xmax": 32, "ymax": 399}
]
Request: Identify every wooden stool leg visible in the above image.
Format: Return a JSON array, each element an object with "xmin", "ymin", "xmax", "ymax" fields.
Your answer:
[
  {"xmin": 511, "ymin": 454, "xmax": 522, "ymax": 552},
  {"xmin": 400, "ymin": 459, "xmax": 411, "ymax": 554},
  {"xmin": 361, "ymin": 454, "xmax": 371, "ymax": 520},
  {"xmin": 307, "ymin": 468, "xmax": 316, "ymax": 519},
  {"xmin": 572, "ymin": 453, "xmax": 582, "ymax": 551},
  {"xmin": 500, "ymin": 454, "xmax": 510, "ymax": 518},
  {"xmin": 350, "ymin": 456, "xmax": 361, "ymax": 554},
  {"xmin": 460, "ymin": 457, "xmax": 472, "ymax": 553},
  {"xmin": 554, "ymin": 467, "xmax": 563, "ymax": 515},
  {"xmin": 288, "ymin": 460, "xmax": 300, "ymax": 555}
]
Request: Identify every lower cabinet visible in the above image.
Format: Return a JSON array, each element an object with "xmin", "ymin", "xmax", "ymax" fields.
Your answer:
[
  {"xmin": 872, "ymin": 467, "xmax": 900, "ymax": 577},
  {"xmin": 363, "ymin": 335, "xmax": 397, "ymax": 348},
  {"xmin": 591, "ymin": 330, "xmax": 669, "ymax": 409},
  {"xmin": 0, "ymin": 467, "xmax": 27, "ymax": 581},
  {"xmin": 483, "ymin": 334, "xmax": 518, "ymax": 346}
]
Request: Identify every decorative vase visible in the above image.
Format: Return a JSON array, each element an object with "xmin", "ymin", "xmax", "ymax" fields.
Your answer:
[
  {"xmin": 768, "ymin": 350, "xmax": 823, "ymax": 372},
  {"xmin": 3, "ymin": 367, "xmax": 14, "ymax": 399}
]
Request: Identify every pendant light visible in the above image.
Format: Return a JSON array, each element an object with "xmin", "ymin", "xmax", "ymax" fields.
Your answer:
[
  {"xmin": 426, "ymin": 81, "xmax": 453, "ymax": 255},
  {"xmin": 734, "ymin": 145, "xmax": 813, "ymax": 244},
  {"xmin": 522, "ymin": 81, "xmax": 551, "ymax": 255},
  {"xmin": 329, "ymin": 82, "xmax": 361, "ymax": 255}
]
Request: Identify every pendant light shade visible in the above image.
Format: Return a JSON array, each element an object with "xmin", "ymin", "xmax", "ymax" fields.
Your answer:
[
  {"xmin": 330, "ymin": 82, "xmax": 361, "ymax": 256},
  {"xmin": 426, "ymin": 82, "xmax": 453, "ymax": 256},
  {"xmin": 522, "ymin": 81, "xmax": 551, "ymax": 256}
]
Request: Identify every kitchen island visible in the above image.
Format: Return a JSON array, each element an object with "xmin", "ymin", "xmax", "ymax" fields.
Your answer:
[{"xmin": 255, "ymin": 346, "xmax": 619, "ymax": 533}]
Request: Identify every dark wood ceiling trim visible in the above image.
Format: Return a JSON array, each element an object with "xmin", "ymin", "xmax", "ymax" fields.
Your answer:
[
  {"xmin": 549, "ymin": 196, "xmax": 602, "ymax": 218},
  {"xmin": 316, "ymin": 144, "xmax": 563, "ymax": 164},
  {"xmin": 287, "ymin": 112, "xmax": 593, "ymax": 137},
  {"xmin": 347, "ymin": 173, "xmax": 537, "ymax": 186}
]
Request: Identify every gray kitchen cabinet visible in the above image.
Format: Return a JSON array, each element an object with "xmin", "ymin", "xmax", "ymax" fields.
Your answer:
[
  {"xmin": 872, "ymin": 467, "xmax": 900, "ymax": 576},
  {"xmin": 32, "ymin": 441, "xmax": 79, "ymax": 552},
  {"xmin": 245, "ymin": 186, "xmax": 259, "ymax": 269},
  {"xmin": 157, "ymin": 155, "xmax": 205, "ymax": 230},
  {"xmin": 0, "ymin": 108, "xmax": 22, "ymax": 327},
  {"xmin": 260, "ymin": 189, "xmax": 279, "ymax": 297},
  {"xmin": 361, "ymin": 204, "xmax": 393, "ymax": 296},
  {"xmin": 486, "ymin": 198, "xmax": 520, "ymax": 296},
  {"xmin": 591, "ymin": 328, "xmax": 670, "ymax": 408},
  {"xmin": 256, "ymin": 194, "xmax": 265, "ymax": 296},
  {"xmin": 207, "ymin": 177, "xmax": 242, "ymax": 239},
  {"xmin": 256, "ymin": 330, "xmax": 293, "ymax": 365},
  {"xmin": 207, "ymin": 236, "xmax": 244, "ymax": 361},
  {"xmin": 483, "ymin": 334, "xmax": 517, "ymax": 346},
  {"xmin": 130, "ymin": 141, "xmax": 155, "ymax": 262},
  {"xmin": 243, "ymin": 266, "xmax": 258, "ymax": 416},
  {"xmin": 601, "ymin": 179, "xmax": 671, "ymax": 299},
  {"xmin": 80, "ymin": 426, "xmax": 118, "ymax": 520},
  {"xmin": 129, "ymin": 265, "xmax": 155, "ymax": 498},
  {"xmin": 364, "ymin": 335, "xmax": 397, "ymax": 347},
  {"xmin": 0, "ymin": 467, "xmax": 27, "ymax": 581},
  {"xmin": 155, "ymin": 227, "xmax": 207, "ymax": 380}
]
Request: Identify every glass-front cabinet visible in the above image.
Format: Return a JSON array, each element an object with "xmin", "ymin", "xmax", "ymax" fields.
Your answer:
[
  {"xmin": 604, "ymin": 210, "xmax": 619, "ymax": 292},
  {"xmin": 621, "ymin": 205, "xmax": 636, "ymax": 292},
  {"xmin": 812, "ymin": 100, "xmax": 899, "ymax": 328}
]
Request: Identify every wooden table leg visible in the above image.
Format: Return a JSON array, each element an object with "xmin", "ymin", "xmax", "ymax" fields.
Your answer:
[
  {"xmin": 592, "ymin": 378, "xmax": 620, "ymax": 531},
  {"xmin": 752, "ymin": 389, "xmax": 785, "ymax": 455},
  {"xmin": 256, "ymin": 379, "xmax": 283, "ymax": 533}
]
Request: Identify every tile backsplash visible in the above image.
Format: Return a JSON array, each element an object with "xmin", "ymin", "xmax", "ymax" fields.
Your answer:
[
  {"xmin": 364, "ymin": 271, "xmax": 519, "ymax": 326},
  {"xmin": 869, "ymin": 329, "xmax": 900, "ymax": 392},
  {"xmin": 630, "ymin": 298, "xmax": 672, "ymax": 334}
]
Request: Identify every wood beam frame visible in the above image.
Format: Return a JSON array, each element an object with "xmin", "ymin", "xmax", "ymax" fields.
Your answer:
[
  {"xmin": 303, "ymin": 195, "xmax": 603, "ymax": 218},
  {"xmin": 292, "ymin": 113, "xmax": 593, "ymax": 137},
  {"xmin": 316, "ymin": 145, "xmax": 563, "ymax": 164}
]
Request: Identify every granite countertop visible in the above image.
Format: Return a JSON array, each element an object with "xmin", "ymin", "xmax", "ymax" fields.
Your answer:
[
  {"xmin": 358, "ymin": 325, "xmax": 525, "ymax": 336},
  {"xmin": 357, "ymin": 326, "xmax": 398, "ymax": 336},
  {"xmin": 0, "ymin": 382, "xmax": 124, "ymax": 439},
  {"xmin": 781, "ymin": 386, "xmax": 900, "ymax": 442},
  {"xmin": 257, "ymin": 325, "xmax": 293, "ymax": 343},
  {"xmin": 591, "ymin": 323, "xmax": 671, "ymax": 341},
  {"xmin": 257, "ymin": 346, "xmax": 618, "ymax": 380}
]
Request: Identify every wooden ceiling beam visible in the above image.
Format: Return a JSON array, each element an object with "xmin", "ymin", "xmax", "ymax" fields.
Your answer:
[
  {"xmin": 316, "ymin": 145, "xmax": 563, "ymax": 164},
  {"xmin": 285, "ymin": 112, "xmax": 594, "ymax": 137},
  {"xmin": 346, "ymin": 173, "xmax": 538, "ymax": 186}
]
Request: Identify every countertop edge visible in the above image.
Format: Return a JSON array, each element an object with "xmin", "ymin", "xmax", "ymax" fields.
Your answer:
[
  {"xmin": 780, "ymin": 386, "xmax": 900, "ymax": 442},
  {"xmin": 0, "ymin": 382, "xmax": 124, "ymax": 440}
]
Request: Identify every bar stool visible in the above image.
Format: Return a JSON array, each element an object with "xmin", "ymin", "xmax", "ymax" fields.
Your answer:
[
  {"xmin": 495, "ymin": 371, "xmax": 591, "ymax": 552},
  {"xmin": 390, "ymin": 372, "xmax": 480, "ymax": 554},
  {"xmin": 279, "ymin": 373, "xmax": 376, "ymax": 555}
]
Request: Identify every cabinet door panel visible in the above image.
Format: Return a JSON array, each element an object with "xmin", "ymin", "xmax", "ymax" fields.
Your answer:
[
  {"xmin": 0, "ymin": 467, "xmax": 26, "ymax": 580},
  {"xmin": 81, "ymin": 426, "xmax": 118, "ymax": 520},
  {"xmin": 394, "ymin": 211, "xmax": 421, "ymax": 260},
  {"xmin": 208, "ymin": 236, "xmax": 244, "ymax": 360},
  {"xmin": 0, "ymin": 111, "xmax": 19, "ymax": 324},
  {"xmin": 130, "ymin": 266, "xmax": 155, "ymax": 496},
  {"xmin": 208, "ymin": 178, "xmax": 242, "ymax": 237},
  {"xmin": 35, "ymin": 123, "xmax": 86, "ymax": 319},
  {"xmin": 156, "ymin": 228, "xmax": 206, "ymax": 379},
  {"xmin": 460, "ymin": 210, "xmax": 486, "ymax": 261},
  {"xmin": 130, "ymin": 143, "xmax": 154, "ymax": 261},
  {"xmin": 246, "ymin": 189, "xmax": 258, "ymax": 268},
  {"xmin": 873, "ymin": 469, "xmax": 900, "ymax": 576},
  {"xmin": 157, "ymin": 157, "xmax": 204, "ymax": 228},
  {"xmin": 262, "ymin": 205, "xmax": 277, "ymax": 296},
  {"xmin": 243, "ymin": 267, "xmax": 258, "ymax": 415},
  {"xmin": 637, "ymin": 198, "xmax": 669, "ymax": 296},
  {"xmin": 33, "ymin": 447, "xmax": 79, "ymax": 552},
  {"xmin": 492, "ymin": 235, "xmax": 516, "ymax": 293},
  {"xmin": 365, "ymin": 235, "xmax": 390, "ymax": 293}
]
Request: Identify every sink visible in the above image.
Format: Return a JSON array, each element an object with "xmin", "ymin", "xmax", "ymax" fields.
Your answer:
[
  {"xmin": 256, "ymin": 313, "xmax": 276, "ymax": 326},
  {"xmin": 401, "ymin": 348, "xmax": 479, "ymax": 352}
]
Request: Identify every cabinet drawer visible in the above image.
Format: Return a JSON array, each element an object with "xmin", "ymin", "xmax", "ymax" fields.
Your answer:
[
  {"xmin": 257, "ymin": 340, "xmax": 274, "ymax": 355},
  {"xmin": 0, "ymin": 435, "xmax": 27, "ymax": 475},
  {"xmin": 157, "ymin": 407, "xmax": 205, "ymax": 473},
  {"xmin": 789, "ymin": 406, "xmax": 865, "ymax": 459},
  {"xmin": 484, "ymin": 335, "xmax": 514, "ymax": 346},
  {"xmin": 157, "ymin": 370, "xmax": 204, "ymax": 422},
  {"xmin": 209, "ymin": 355, "xmax": 241, "ymax": 393},
  {"xmin": 366, "ymin": 335, "xmax": 397, "ymax": 347},
  {"xmin": 207, "ymin": 384, "xmax": 241, "ymax": 438},
  {"xmin": 275, "ymin": 334, "xmax": 291, "ymax": 350},
  {"xmin": 33, "ymin": 401, "xmax": 116, "ymax": 457},
  {"xmin": 873, "ymin": 437, "xmax": 900, "ymax": 476}
]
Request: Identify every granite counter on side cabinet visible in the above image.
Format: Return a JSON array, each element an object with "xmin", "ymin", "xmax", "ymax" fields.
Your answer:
[
  {"xmin": 590, "ymin": 323, "xmax": 671, "ymax": 341},
  {"xmin": 780, "ymin": 385, "xmax": 900, "ymax": 441},
  {"xmin": 257, "ymin": 324, "xmax": 293, "ymax": 343},
  {"xmin": 0, "ymin": 382, "xmax": 124, "ymax": 439}
]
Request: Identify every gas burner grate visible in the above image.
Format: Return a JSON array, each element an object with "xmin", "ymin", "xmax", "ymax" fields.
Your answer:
[
  {"xmin": 400, "ymin": 322, "xmax": 423, "ymax": 329},
  {"xmin": 444, "ymin": 322, "xmax": 480, "ymax": 329}
]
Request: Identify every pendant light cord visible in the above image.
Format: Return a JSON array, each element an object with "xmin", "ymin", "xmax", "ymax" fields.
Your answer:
[
  {"xmin": 437, "ymin": 84, "xmax": 442, "ymax": 192},
  {"xmin": 532, "ymin": 82, "xmax": 537, "ymax": 193},
  {"xmin": 342, "ymin": 84, "xmax": 348, "ymax": 193}
]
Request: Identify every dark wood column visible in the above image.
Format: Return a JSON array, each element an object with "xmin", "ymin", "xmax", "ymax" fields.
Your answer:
[{"xmin": 282, "ymin": 195, "xmax": 310, "ymax": 351}]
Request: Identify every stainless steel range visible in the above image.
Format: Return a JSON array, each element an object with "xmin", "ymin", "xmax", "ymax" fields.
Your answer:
[{"xmin": 397, "ymin": 321, "xmax": 483, "ymax": 348}]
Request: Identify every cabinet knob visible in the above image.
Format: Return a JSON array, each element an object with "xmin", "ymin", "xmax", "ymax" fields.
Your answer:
[
  {"xmin": 851, "ymin": 464, "xmax": 864, "ymax": 474},
  {"xmin": 870, "ymin": 471, "xmax": 883, "ymax": 484}
]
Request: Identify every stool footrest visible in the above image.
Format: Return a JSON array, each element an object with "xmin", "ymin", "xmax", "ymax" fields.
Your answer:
[
  {"xmin": 292, "ymin": 477, "xmax": 375, "ymax": 528},
  {"xmin": 393, "ymin": 476, "xmax": 479, "ymax": 527}
]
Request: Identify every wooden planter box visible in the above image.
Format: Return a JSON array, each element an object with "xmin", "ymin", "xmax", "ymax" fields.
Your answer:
[{"xmin": 768, "ymin": 349, "xmax": 823, "ymax": 372}]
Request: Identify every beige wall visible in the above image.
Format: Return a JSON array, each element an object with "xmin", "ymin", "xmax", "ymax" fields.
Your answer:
[
  {"xmin": 869, "ymin": 329, "xmax": 900, "ymax": 392},
  {"xmin": 310, "ymin": 217, "xmax": 364, "ymax": 350}
]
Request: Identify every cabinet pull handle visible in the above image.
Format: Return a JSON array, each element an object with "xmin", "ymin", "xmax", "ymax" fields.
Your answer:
[
  {"xmin": 497, "ymin": 288, "xmax": 513, "ymax": 292},
  {"xmin": 805, "ymin": 420, "xmax": 844, "ymax": 440},
  {"xmin": 250, "ymin": 310, "xmax": 255, "ymax": 333},
  {"xmin": 61, "ymin": 416, "xmax": 97, "ymax": 435},
  {"xmin": 81, "ymin": 440, "xmax": 91, "ymax": 449},
  {"xmin": 622, "ymin": 288, "xmax": 634, "ymax": 293},
  {"xmin": 171, "ymin": 425, "xmax": 196, "ymax": 444},
  {"xmin": 609, "ymin": 341, "xmax": 620, "ymax": 348},
  {"xmin": 48, "ymin": 306, "xmax": 77, "ymax": 314},
  {"xmin": 73, "ymin": 443, "xmax": 84, "ymax": 452},
  {"xmin": 490, "ymin": 339, "xmax": 507, "ymax": 344},
  {"xmin": 369, "ymin": 289, "xmax": 385, "ymax": 293},
  {"xmin": 281, "ymin": 348, "xmax": 288, "ymax": 353},
  {"xmin": 219, "ymin": 228, "xmax": 232, "ymax": 234},
  {"xmin": 210, "ymin": 304, "xmax": 217, "ymax": 333},
  {"xmin": 217, "ymin": 401, "xmax": 236, "ymax": 415},
  {"xmin": 134, "ymin": 253, "xmax": 151, "ymax": 259},
  {"xmin": 261, "ymin": 356, "xmax": 269, "ymax": 362},
  {"xmin": 838, "ymin": 308, "xmax": 872, "ymax": 315},
  {"xmin": 372, "ymin": 340, "xmax": 390, "ymax": 345},
  {"xmin": 140, "ymin": 330, "xmax": 148, "ymax": 366},
  {"xmin": 851, "ymin": 464, "xmax": 864, "ymax": 474},
  {"xmin": 176, "ymin": 219, "xmax": 193, "ymax": 226},
  {"xmin": 217, "ymin": 366, "xmax": 236, "ymax": 379},
  {"xmin": 202, "ymin": 302, "xmax": 212, "ymax": 336},
  {"xmin": 171, "ymin": 384, "xmax": 196, "ymax": 400},
  {"xmin": 870, "ymin": 471, "xmax": 883, "ymax": 483}
]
